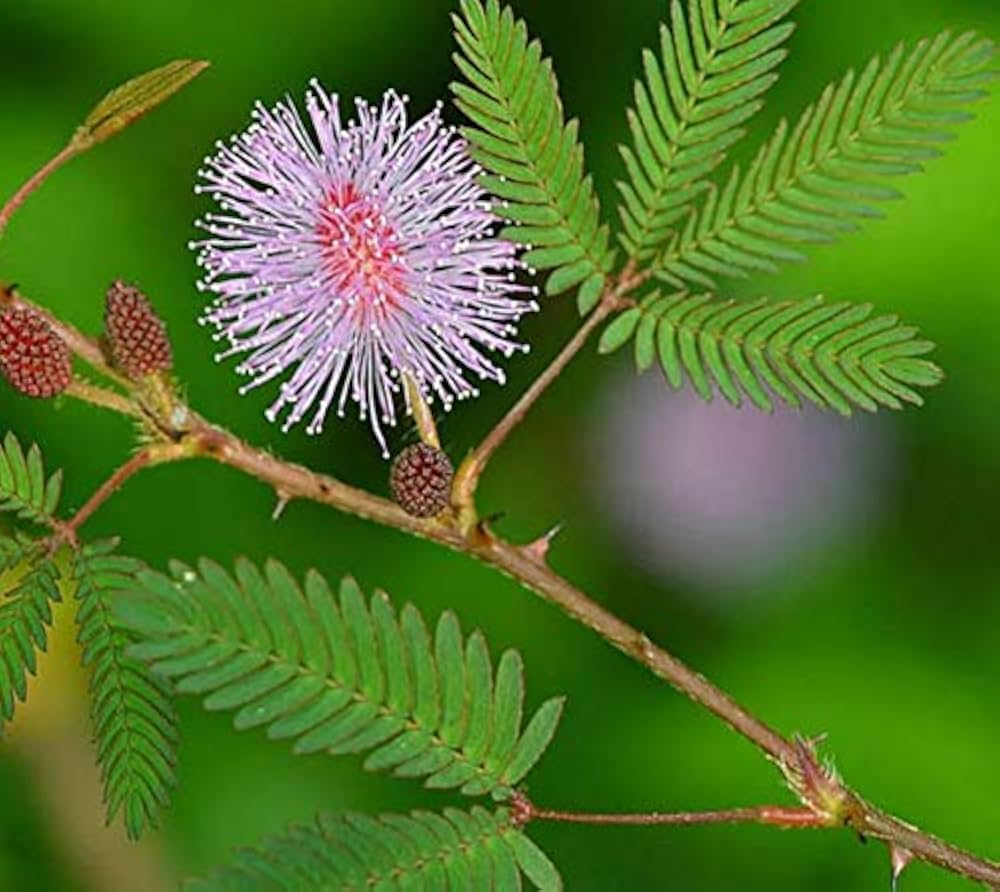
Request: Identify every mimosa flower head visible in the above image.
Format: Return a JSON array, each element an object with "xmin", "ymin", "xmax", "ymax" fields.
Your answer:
[{"xmin": 193, "ymin": 82, "xmax": 536, "ymax": 456}]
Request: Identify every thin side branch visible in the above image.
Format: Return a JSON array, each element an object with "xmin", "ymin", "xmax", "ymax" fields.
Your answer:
[
  {"xmin": 54, "ymin": 441, "xmax": 193, "ymax": 547},
  {"xmin": 452, "ymin": 264, "xmax": 649, "ymax": 524},
  {"xmin": 63, "ymin": 451, "xmax": 152, "ymax": 537},
  {"xmin": 65, "ymin": 379, "xmax": 145, "ymax": 419},
  {"xmin": 452, "ymin": 298, "xmax": 614, "ymax": 522},
  {"xmin": 0, "ymin": 144, "xmax": 79, "ymax": 236},
  {"xmin": 514, "ymin": 794, "xmax": 828, "ymax": 830}
]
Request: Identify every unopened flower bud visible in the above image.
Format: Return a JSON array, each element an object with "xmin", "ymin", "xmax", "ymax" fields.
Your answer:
[
  {"xmin": 0, "ymin": 308, "xmax": 72, "ymax": 398},
  {"xmin": 104, "ymin": 280, "xmax": 173, "ymax": 379},
  {"xmin": 389, "ymin": 443, "xmax": 453, "ymax": 517}
]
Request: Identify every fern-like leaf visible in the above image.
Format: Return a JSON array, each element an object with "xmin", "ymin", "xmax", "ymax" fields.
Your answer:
[
  {"xmin": 114, "ymin": 560, "xmax": 564, "ymax": 799},
  {"xmin": 73, "ymin": 541, "xmax": 179, "ymax": 840},
  {"xmin": 451, "ymin": 0, "xmax": 616, "ymax": 313},
  {"xmin": 184, "ymin": 806, "xmax": 562, "ymax": 891},
  {"xmin": 619, "ymin": 0, "xmax": 798, "ymax": 261},
  {"xmin": 0, "ymin": 537, "xmax": 60, "ymax": 720},
  {"xmin": 0, "ymin": 432, "xmax": 63, "ymax": 524},
  {"xmin": 657, "ymin": 31, "xmax": 997, "ymax": 287},
  {"xmin": 599, "ymin": 291, "xmax": 943, "ymax": 414}
]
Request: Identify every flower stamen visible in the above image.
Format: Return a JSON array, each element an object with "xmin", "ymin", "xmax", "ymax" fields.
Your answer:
[{"xmin": 193, "ymin": 84, "xmax": 535, "ymax": 456}]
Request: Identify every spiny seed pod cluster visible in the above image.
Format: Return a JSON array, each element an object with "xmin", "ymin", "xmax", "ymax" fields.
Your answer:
[
  {"xmin": 0, "ymin": 307, "xmax": 72, "ymax": 398},
  {"xmin": 104, "ymin": 280, "xmax": 173, "ymax": 379},
  {"xmin": 389, "ymin": 443, "xmax": 454, "ymax": 518}
]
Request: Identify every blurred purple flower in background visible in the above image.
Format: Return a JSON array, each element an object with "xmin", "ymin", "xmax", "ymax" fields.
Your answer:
[
  {"xmin": 591, "ymin": 374, "xmax": 896, "ymax": 599},
  {"xmin": 193, "ymin": 83, "xmax": 536, "ymax": 456}
]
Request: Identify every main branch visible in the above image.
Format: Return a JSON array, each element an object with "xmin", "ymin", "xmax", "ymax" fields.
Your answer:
[{"xmin": 175, "ymin": 415, "xmax": 1000, "ymax": 885}]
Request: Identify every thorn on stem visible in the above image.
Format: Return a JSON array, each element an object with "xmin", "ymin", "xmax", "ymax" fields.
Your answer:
[
  {"xmin": 469, "ymin": 516, "xmax": 500, "ymax": 548},
  {"xmin": 520, "ymin": 522, "xmax": 563, "ymax": 564},
  {"xmin": 637, "ymin": 633, "xmax": 656, "ymax": 662},
  {"xmin": 890, "ymin": 845, "xmax": 915, "ymax": 891},
  {"xmin": 272, "ymin": 490, "xmax": 292, "ymax": 520}
]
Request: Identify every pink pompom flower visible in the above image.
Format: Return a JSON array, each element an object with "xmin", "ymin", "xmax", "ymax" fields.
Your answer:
[{"xmin": 193, "ymin": 82, "xmax": 536, "ymax": 456}]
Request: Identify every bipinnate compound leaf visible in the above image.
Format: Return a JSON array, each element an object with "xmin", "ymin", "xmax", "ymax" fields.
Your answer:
[
  {"xmin": 657, "ymin": 31, "xmax": 997, "ymax": 287},
  {"xmin": 619, "ymin": 0, "xmax": 799, "ymax": 260},
  {"xmin": 0, "ymin": 535, "xmax": 60, "ymax": 721},
  {"xmin": 599, "ymin": 291, "xmax": 943, "ymax": 415},
  {"xmin": 73, "ymin": 541, "xmax": 178, "ymax": 840},
  {"xmin": 183, "ymin": 806, "xmax": 562, "ymax": 891},
  {"xmin": 113, "ymin": 560, "xmax": 564, "ymax": 799},
  {"xmin": 0, "ymin": 432, "xmax": 62, "ymax": 524},
  {"xmin": 451, "ymin": 0, "xmax": 616, "ymax": 313}
]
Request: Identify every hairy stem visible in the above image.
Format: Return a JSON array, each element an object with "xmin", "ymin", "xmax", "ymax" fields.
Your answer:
[
  {"xmin": 489, "ymin": 534, "xmax": 797, "ymax": 761},
  {"xmin": 858, "ymin": 809, "xmax": 1000, "ymax": 888},
  {"xmin": 0, "ymin": 144, "xmax": 79, "ymax": 237},
  {"xmin": 65, "ymin": 379, "xmax": 145, "ymax": 419}
]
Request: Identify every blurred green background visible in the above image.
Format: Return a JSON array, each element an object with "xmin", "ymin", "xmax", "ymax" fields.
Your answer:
[{"xmin": 0, "ymin": 0, "xmax": 997, "ymax": 889}]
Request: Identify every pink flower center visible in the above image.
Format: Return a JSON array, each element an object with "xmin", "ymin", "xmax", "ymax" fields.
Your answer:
[{"xmin": 316, "ymin": 183, "xmax": 406, "ymax": 314}]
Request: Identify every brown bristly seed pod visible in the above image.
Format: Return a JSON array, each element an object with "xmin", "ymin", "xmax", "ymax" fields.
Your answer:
[
  {"xmin": 389, "ymin": 442, "xmax": 454, "ymax": 518},
  {"xmin": 0, "ymin": 307, "xmax": 72, "ymax": 398},
  {"xmin": 104, "ymin": 279, "xmax": 173, "ymax": 379}
]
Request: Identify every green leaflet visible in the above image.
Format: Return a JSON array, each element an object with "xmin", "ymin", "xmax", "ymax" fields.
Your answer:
[
  {"xmin": 657, "ymin": 31, "xmax": 997, "ymax": 287},
  {"xmin": 183, "ymin": 806, "xmax": 562, "ymax": 891},
  {"xmin": 0, "ymin": 536, "xmax": 60, "ymax": 721},
  {"xmin": 619, "ymin": 0, "xmax": 799, "ymax": 261},
  {"xmin": 0, "ymin": 432, "xmax": 63, "ymax": 524},
  {"xmin": 113, "ymin": 559, "xmax": 564, "ymax": 799},
  {"xmin": 599, "ymin": 292, "xmax": 943, "ymax": 415},
  {"xmin": 72, "ymin": 59, "xmax": 209, "ymax": 151},
  {"xmin": 73, "ymin": 541, "xmax": 179, "ymax": 841},
  {"xmin": 451, "ymin": 0, "xmax": 616, "ymax": 308}
]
